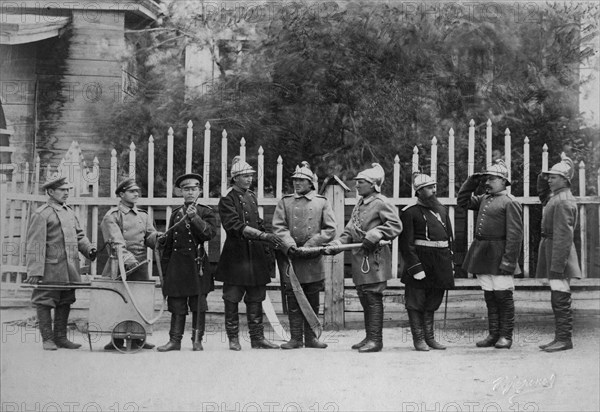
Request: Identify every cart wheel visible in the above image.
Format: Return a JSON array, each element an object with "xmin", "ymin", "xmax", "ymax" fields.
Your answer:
[{"xmin": 111, "ymin": 320, "xmax": 146, "ymax": 354}]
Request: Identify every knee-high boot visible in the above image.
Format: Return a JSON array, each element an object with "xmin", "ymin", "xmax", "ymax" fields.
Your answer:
[
  {"xmin": 191, "ymin": 311, "xmax": 205, "ymax": 351},
  {"xmin": 53, "ymin": 305, "xmax": 81, "ymax": 349},
  {"xmin": 352, "ymin": 294, "xmax": 370, "ymax": 350},
  {"xmin": 304, "ymin": 291, "xmax": 327, "ymax": 349},
  {"xmin": 359, "ymin": 292, "xmax": 383, "ymax": 353},
  {"xmin": 543, "ymin": 291, "xmax": 573, "ymax": 352},
  {"xmin": 224, "ymin": 300, "xmax": 241, "ymax": 351},
  {"xmin": 157, "ymin": 314, "xmax": 186, "ymax": 352},
  {"xmin": 407, "ymin": 309, "xmax": 429, "ymax": 351},
  {"xmin": 281, "ymin": 292, "xmax": 304, "ymax": 349},
  {"xmin": 247, "ymin": 302, "xmax": 279, "ymax": 349},
  {"xmin": 476, "ymin": 291, "xmax": 500, "ymax": 347},
  {"xmin": 494, "ymin": 290, "xmax": 514, "ymax": 349},
  {"xmin": 424, "ymin": 311, "xmax": 446, "ymax": 350},
  {"xmin": 36, "ymin": 305, "xmax": 57, "ymax": 351}
]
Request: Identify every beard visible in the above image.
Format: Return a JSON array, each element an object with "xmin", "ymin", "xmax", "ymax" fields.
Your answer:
[{"xmin": 417, "ymin": 193, "xmax": 445, "ymax": 214}]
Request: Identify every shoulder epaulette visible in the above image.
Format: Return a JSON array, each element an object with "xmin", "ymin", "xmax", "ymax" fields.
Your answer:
[
  {"xmin": 282, "ymin": 193, "xmax": 294, "ymax": 198},
  {"xmin": 315, "ymin": 194, "xmax": 328, "ymax": 200},
  {"xmin": 106, "ymin": 207, "xmax": 119, "ymax": 215},
  {"xmin": 506, "ymin": 193, "xmax": 518, "ymax": 201},
  {"xmin": 34, "ymin": 204, "xmax": 51, "ymax": 214},
  {"xmin": 195, "ymin": 203, "xmax": 213, "ymax": 210},
  {"xmin": 401, "ymin": 202, "xmax": 418, "ymax": 212},
  {"xmin": 224, "ymin": 187, "xmax": 234, "ymax": 196}
]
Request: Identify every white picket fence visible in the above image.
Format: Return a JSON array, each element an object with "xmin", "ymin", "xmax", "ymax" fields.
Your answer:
[{"xmin": 1, "ymin": 119, "xmax": 599, "ymax": 293}]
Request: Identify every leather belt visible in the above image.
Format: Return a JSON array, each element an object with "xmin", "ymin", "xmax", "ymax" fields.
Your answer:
[{"xmin": 414, "ymin": 239, "xmax": 449, "ymax": 248}]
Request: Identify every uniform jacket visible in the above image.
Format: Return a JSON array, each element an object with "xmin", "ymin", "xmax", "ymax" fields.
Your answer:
[
  {"xmin": 100, "ymin": 202, "xmax": 159, "ymax": 278},
  {"xmin": 338, "ymin": 193, "xmax": 402, "ymax": 285},
  {"xmin": 26, "ymin": 198, "xmax": 94, "ymax": 283},
  {"xmin": 272, "ymin": 190, "xmax": 336, "ymax": 284},
  {"xmin": 215, "ymin": 186, "xmax": 275, "ymax": 286},
  {"xmin": 399, "ymin": 201, "xmax": 455, "ymax": 289},
  {"xmin": 536, "ymin": 176, "xmax": 582, "ymax": 279},
  {"xmin": 458, "ymin": 176, "xmax": 523, "ymax": 275},
  {"xmin": 161, "ymin": 203, "xmax": 218, "ymax": 296}
]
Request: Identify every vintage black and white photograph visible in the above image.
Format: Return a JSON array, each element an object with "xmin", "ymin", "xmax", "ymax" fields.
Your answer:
[{"xmin": 1, "ymin": 0, "xmax": 599, "ymax": 411}]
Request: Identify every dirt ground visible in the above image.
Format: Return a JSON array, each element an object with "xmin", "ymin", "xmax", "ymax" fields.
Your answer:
[{"xmin": 1, "ymin": 308, "xmax": 599, "ymax": 412}]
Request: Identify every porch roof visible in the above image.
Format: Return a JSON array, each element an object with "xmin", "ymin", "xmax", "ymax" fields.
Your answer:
[{"xmin": 0, "ymin": 14, "xmax": 70, "ymax": 45}]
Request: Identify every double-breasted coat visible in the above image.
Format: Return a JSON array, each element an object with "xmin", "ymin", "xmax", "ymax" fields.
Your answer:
[
  {"xmin": 535, "ymin": 176, "xmax": 582, "ymax": 280},
  {"xmin": 100, "ymin": 202, "xmax": 159, "ymax": 279},
  {"xmin": 399, "ymin": 202, "xmax": 455, "ymax": 290},
  {"xmin": 458, "ymin": 176, "xmax": 523, "ymax": 275},
  {"xmin": 272, "ymin": 191, "xmax": 337, "ymax": 284},
  {"xmin": 338, "ymin": 193, "xmax": 402, "ymax": 286},
  {"xmin": 26, "ymin": 198, "xmax": 94, "ymax": 283},
  {"xmin": 215, "ymin": 186, "xmax": 275, "ymax": 286},
  {"xmin": 160, "ymin": 203, "xmax": 218, "ymax": 296}
]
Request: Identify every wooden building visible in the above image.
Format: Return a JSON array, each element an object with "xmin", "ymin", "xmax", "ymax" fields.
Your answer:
[{"xmin": 0, "ymin": 0, "xmax": 162, "ymax": 186}]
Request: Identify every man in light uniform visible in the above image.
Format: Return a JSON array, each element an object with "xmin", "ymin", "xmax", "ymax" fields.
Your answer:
[
  {"xmin": 273, "ymin": 162, "xmax": 336, "ymax": 349},
  {"xmin": 25, "ymin": 176, "xmax": 97, "ymax": 350},
  {"xmin": 327, "ymin": 163, "xmax": 402, "ymax": 353},
  {"xmin": 100, "ymin": 178, "xmax": 160, "ymax": 350},
  {"xmin": 536, "ymin": 154, "xmax": 581, "ymax": 352},
  {"xmin": 458, "ymin": 160, "xmax": 523, "ymax": 349}
]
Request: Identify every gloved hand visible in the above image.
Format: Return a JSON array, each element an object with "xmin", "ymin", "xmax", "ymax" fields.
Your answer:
[
  {"xmin": 413, "ymin": 271, "xmax": 426, "ymax": 280},
  {"xmin": 25, "ymin": 275, "xmax": 42, "ymax": 284},
  {"xmin": 261, "ymin": 233, "xmax": 284, "ymax": 249},
  {"xmin": 287, "ymin": 246, "xmax": 298, "ymax": 258},
  {"xmin": 157, "ymin": 233, "xmax": 167, "ymax": 247},
  {"xmin": 88, "ymin": 248, "xmax": 97, "ymax": 261},
  {"xmin": 361, "ymin": 239, "xmax": 378, "ymax": 254},
  {"xmin": 323, "ymin": 241, "xmax": 342, "ymax": 255},
  {"xmin": 186, "ymin": 204, "xmax": 197, "ymax": 218}
]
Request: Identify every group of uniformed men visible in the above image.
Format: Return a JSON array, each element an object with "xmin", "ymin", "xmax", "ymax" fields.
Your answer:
[{"xmin": 26, "ymin": 153, "xmax": 581, "ymax": 354}]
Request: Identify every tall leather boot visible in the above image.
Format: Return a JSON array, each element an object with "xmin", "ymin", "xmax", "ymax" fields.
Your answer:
[
  {"xmin": 225, "ymin": 300, "xmax": 241, "ymax": 351},
  {"xmin": 53, "ymin": 305, "xmax": 81, "ymax": 349},
  {"xmin": 359, "ymin": 292, "xmax": 383, "ymax": 353},
  {"xmin": 352, "ymin": 294, "xmax": 370, "ymax": 350},
  {"xmin": 543, "ymin": 291, "xmax": 573, "ymax": 352},
  {"xmin": 191, "ymin": 311, "xmax": 205, "ymax": 351},
  {"xmin": 476, "ymin": 291, "xmax": 500, "ymax": 347},
  {"xmin": 304, "ymin": 291, "xmax": 327, "ymax": 349},
  {"xmin": 494, "ymin": 290, "xmax": 514, "ymax": 349},
  {"xmin": 157, "ymin": 314, "xmax": 186, "ymax": 352},
  {"xmin": 424, "ymin": 311, "xmax": 446, "ymax": 350},
  {"xmin": 36, "ymin": 305, "xmax": 57, "ymax": 351},
  {"xmin": 281, "ymin": 293, "xmax": 304, "ymax": 349},
  {"xmin": 247, "ymin": 302, "xmax": 279, "ymax": 349},
  {"xmin": 407, "ymin": 309, "xmax": 429, "ymax": 351},
  {"xmin": 539, "ymin": 291, "xmax": 559, "ymax": 349}
]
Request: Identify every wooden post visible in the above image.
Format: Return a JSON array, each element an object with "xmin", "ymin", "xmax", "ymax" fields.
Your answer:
[
  {"xmin": 486, "ymin": 119, "xmax": 492, "ymax": 168},
  {"xmin": 467, "ymin": 119, "xmax": 475, "ymax": 253},
  {"xmin": 166, "ymin": 127, "xmax": 174, "ymax": 224},
  {"xmin": 186, "ymin": 120, "xmax": 193, "ymax": 174},
  {"xmin": 91, "ymin": 156, "xmax": 100, "ymax": 277},
  {"xmin": 505, "ymin": 128, "xmax": 511, "ymax": 195},
  {"xmin": 411, "ymin": 146, "xmax": 419, "ymax": 197},
  {"xmin": 128, "ymin": 141, "xmax": 136, "ymax": 178},
  {"xmin": 392, "ymin": 155, "xmax": 400, "ymax": 278},
  {"xmin": 579, "ymin": 161, "xmax": 587, "ymax": 278},
  {"xmin": 323, "ymin": 177, "xmax": 348, "ymax": 330},
  {"xmin": 147, "ymin": 135, "xmax": 155, "ymax": 278},
  {"xmin": 448, "ymin": 128, "xmax": 456, "ymax": 236},
  {"xmin": 110, "ymin": 149, "xmax": 118, "ymax": 198},
  {"xmin": 523, "ymin": 136, "xmax": 530, "ymax": 277},
  {"xmin": 430, "ymin": 136, "xmax": 437, "ymax": 183},
  {"xmin": 203, "ymin": 121, "xmax": 211, "ymax": 197}
]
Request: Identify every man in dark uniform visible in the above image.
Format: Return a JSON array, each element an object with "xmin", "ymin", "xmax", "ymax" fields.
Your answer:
[
  {"xmin": 100, "ymin": 178, "xmax": 161, "ymax": 350},
  {"xmin": 25, "ymin": 176, "xmax": 97, "ymax": 350},
  {"xmin": 273, "ymin": 162, "xmax": 336, "ymax": 349},
  {"xmin": 157, "ymin": 173, "xmax": 218, "ymax": 352},
  {"xmin": 327, "ymin": 163, "xmax": 402, "ymax": 353},
  {"xmin": 536, "ymin": 154, "xmax": 581, "ymax": 352},
  {"xmin": 215, "ymin": 156, "xmax": 284, "ymax": 351},
  {"xmin": 399, "ymin": 172, "xmax": 455, "ymax": 351},
  {"xmin": 458, "ymin": 160, "xmax": 523, "ymax": 349}
]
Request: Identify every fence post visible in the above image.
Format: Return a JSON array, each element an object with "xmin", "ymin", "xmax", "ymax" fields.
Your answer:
[
  {"xmin": 523, "ymin": 136, "xmax": 530, "ymax": 277},
  {"xmin": 203, "ymin": 121, "xmax": 211, "ymax": 196},
  {"xmin": 505, "ymin": 128, "xmax": 511, "ymax": 194},
  {"xmin": 430, "ymin": 136, "xmax": 437, "ymax": 182},
  {"xmin": 147, "ymin": 135, "xmax": 155, "ymax": 278},
  {"xmin": 448, "ymin": 128, "xmax": 456, "ymax": 236},
  {"xmin": 579, "ymin": 161, "xmax": 587, "ymax": 278},
  {"xmin": 324, "ymin": 178, "xmax": 347, "ymax": 330},
  {"xmin": 186, "ymin": 120, "xmax": 194, "ymax": 174}
]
